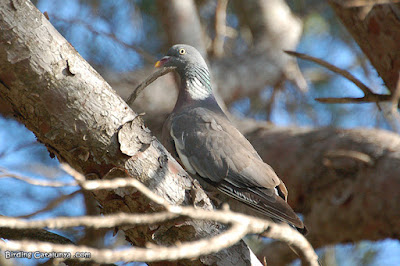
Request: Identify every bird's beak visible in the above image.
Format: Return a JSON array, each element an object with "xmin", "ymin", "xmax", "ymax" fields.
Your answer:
[{"xmin": 155, "ymin": 56, "xmax": 170, "ymax": 68}]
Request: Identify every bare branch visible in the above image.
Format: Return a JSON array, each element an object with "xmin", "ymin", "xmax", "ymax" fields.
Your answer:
[
  {"xmin": 0, "ymin": 228, "xmax": 74, "ymax": 245},
  {"xmin": 285, "ymin": 50, "xmax": 374, "ymax": 96},
  {"xmin": 18, "ymin": 190, "xmax": 82, "ymax": 219},
  {"xmin": 329, "ymin": 2, "xmax": 400, "ymax": 92},
  {"xmin": 0, "ymin": 212, "xmax": 179, "ymax": 230},
  {"xmin": 337, "ymin": 0, "xmax": 400, "ymax": 8},
  {"xmin": 0, "ymin": 2, "xmax": 319, "ymax": 264},
  {"xmin": 0, "ymin": 208, "xmax": 317, "ymax": 265},
  {"xmin": 61, "ymin": 164, "xmax": 170, "ymax": 208},
  {"xmin": 0, "ymin": 222, "xmax": 244, "ymax": 263},
  {"xmin": 260, "ymin": 226, "xmax": 319, "ymax": 266},
  {"xmin": 315, "ymin": 96, "xmax": 392, "ymax": 104},
  {"xmin": 0, "ymin": 168, "xmax": 76, "ymax": 187},
  {"xmin": 126, "ymin": 67, "xmax": 176, "ymax": 106},
  {"xmin": 0, "ymin": 163, "xmax": 318, "ymax": 265},
  {"xmin": 53, "ymin": 17, "xmax": 156, "ymax": 63},
  {"xmin": 0, "ymin": 140, "xmax": 39, "ymax": 159}
]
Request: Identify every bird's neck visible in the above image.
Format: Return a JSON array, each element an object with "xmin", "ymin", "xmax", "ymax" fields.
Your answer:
[
  {"xmin": 183, "ymin": 65, "xmax": 213, "ymax": 100},
  {"xmin": 184, "ymin": 77, "xmax": 212, "ymax": 100},
  {"xmin": 173, "ymin": 65, "xmax": 219, "ymax": 111}
]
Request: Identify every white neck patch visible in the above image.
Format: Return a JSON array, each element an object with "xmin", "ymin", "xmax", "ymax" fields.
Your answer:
[{"xmin": 186, "ymin": 78, "xmax": 211, "ymax": 100}]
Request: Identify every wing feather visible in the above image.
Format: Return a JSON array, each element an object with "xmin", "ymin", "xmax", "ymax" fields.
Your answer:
[{"xmin": 163, "ymin": 107, "xmax": 305, "ymax": 230}]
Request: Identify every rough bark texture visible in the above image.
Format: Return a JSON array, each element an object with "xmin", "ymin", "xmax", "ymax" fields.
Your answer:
[
  {"xmin": 2, "ymin": 0, "xmax": 400, "ymax": 265},
  {"xmin": 247, "ymin": 125, "xmax": 400, "ymax": 264},
  {"xmin": 110, "ymin": 105, "xmax": 400, "ymax": 259},
  {"xmin": 330, "ymin": 1, "xmax": 400, "ymax": 93},
  {"xmin": 246, "ymin": 126, "xmax": 400, "ymax": 243},
  {"xmin": 0, "ymin": 1, "xmax": 257, "ymax": 265}
]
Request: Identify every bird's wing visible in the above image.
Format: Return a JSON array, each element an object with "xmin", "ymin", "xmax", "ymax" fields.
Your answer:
[
  {"xmin": 162, "ymin": 115, "xmax": 179, "ymax": 159},
  {"xmin": 167, "ymin": 107, "xmax": 304, "ymax": 228}
]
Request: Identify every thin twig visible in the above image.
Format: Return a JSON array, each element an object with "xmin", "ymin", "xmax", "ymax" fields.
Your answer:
[
  {"xmin": 315, "ymin": 95, "xmax": 392, "ymax": 103},
  {"xmin": 61, "ymin": 164, "xmax": 170, "ymax": 208},
  {"xmin": 0, "ymin": 227, "xmax": 74, "ymax": 244},
  {"xmin": 0, "ymin": 223, "xmax": 245, "ymax": 263},
  {"xmin": 2, "ymin": 163, "xmax": 318, "ymax": 264},
  {"xmin": 0, "ymin": 164, "xmax": 318, "ymax": 265},
  {"xmin": 53, "ymin": 17, "xmax": 156, "ymax": 63},
  {"xmin": 0, "ymin": 212, "xmax": 179, "ymax": 229},
  {"xmin": 260, "ymin": 224, "xmax": 318, "ymax": 266},
  {"xmin": 0, "ymin": 168, "xmax": 76, "ymax": 187},
  {"xmin": 284, "ymin": 50, "xmax": 397, "ymax": 108},
  {"xmin": 285, "ymin": 50, "xmax": 373, "ymax": 96},
  {"xmin": 339, "ymin": 0, "xmax": 400, "ymax": 7},
  {"xmin": 1, "ymin": 163, "xmax": 318, "ymax": 265},
  {"xmin": 0, "ymin": 208, "xmax": 318, "ymax": 265},
  {"xmin": 18, "ymin": 190, "xmax": 82, "ymax": 219},
  {"xmin": 126, "ymin": 66, "xmax": 176, "ymax": 106},
  {"xmin": 0, "ymin": 140, "xmax": 38, "ymax": 159}
]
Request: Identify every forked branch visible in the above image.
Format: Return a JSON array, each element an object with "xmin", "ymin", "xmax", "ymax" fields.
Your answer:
[{"xmin": 285, "ymin": 50, "xmax": 393, "ymax": 105}]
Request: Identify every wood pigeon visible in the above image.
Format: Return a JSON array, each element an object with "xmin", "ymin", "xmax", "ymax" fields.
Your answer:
[{"xmin": 155, "ymin": 44, "xmax": 307, "ymax": 235}]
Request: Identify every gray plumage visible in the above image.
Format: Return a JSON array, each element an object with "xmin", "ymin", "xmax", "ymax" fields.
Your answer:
[{"xmin": 157, "ymin": 44, "xmax": 307, "ymax": 234}]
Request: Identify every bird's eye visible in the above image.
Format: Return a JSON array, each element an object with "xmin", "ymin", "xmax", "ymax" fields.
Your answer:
[{"xmin": 179, "ymin": 48, "xmax": 186, "ymax": 55}]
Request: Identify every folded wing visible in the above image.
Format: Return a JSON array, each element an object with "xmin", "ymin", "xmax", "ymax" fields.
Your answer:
[{"xmin": 165, "ymin": 107, "xmax": 305, "ymax": 230}]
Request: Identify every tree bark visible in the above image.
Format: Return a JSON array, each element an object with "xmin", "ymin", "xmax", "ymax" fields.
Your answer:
[
  {"xmin": 330, "ymin": 1, "xmax": 400, "ymax": 93},
  {"xmin": 2, "ymin": 0, "xmax": 400, "ymax": 264},
  {"xmin": 0, "ymin": 1, "xmax": 258, "ymax": 265},
  {"xmin": 245, "ymin": 125, "xmax": 400, "ymax": 243},
  {"xmin": 245, "ymin": 124, "xmax": 400, "ymax": 264}
]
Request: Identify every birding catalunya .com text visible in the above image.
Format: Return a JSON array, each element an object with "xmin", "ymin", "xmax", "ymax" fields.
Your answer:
[{"xmin": 4, "ymin": 250, "xmax": 91, "ymax": 260}]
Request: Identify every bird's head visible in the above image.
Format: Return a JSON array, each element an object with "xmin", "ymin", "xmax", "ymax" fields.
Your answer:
[
  {"xmin": 155, "ymin": 44, "xmax": 208, "ymax": 76},
  {"xmin": 155, "ymin": 44, "xmax": 213, "ymax": 101}
]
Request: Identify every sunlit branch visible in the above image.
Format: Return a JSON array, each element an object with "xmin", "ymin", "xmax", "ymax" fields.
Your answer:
[
  {"xmin": 0, "ymin": 163, "xmax": 319, "ymax": 265},
  {"xmin": 0, "ymin": 207, "xmax": 318, "ymax": 265}
]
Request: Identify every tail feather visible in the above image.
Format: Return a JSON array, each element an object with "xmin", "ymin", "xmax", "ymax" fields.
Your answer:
[{"xmin": 217, "ymin": 182, "xmax": 307, "ymax": 234}]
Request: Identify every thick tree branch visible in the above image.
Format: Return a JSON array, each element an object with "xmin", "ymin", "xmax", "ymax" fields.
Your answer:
[
  {"xmin": 244, "ymin": 126, "xmax": 400, "ymax": 247},
  {"xmin": 0, "ymin": 1, "xmax": 257, "ymax": 265},
  {"xmin": 132, "ymin": 103, "xmax": 400, "ymax": 264},
  {"xmin": 330, "ymin": 1, "xmax": 400, "ymax": 94}
]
